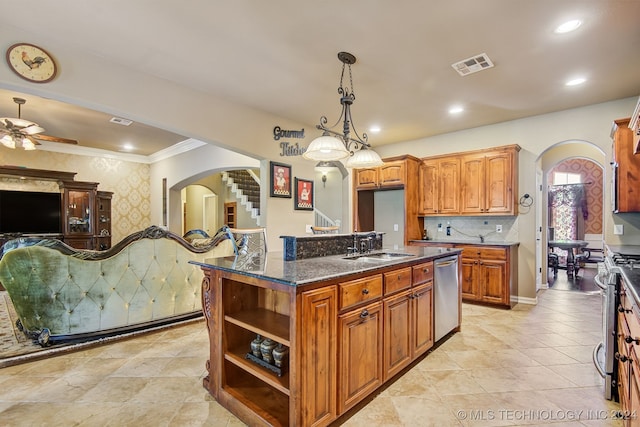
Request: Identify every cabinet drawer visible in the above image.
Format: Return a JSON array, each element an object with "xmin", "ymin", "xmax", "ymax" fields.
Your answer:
[
  {"xmin": 384, "ymin": 267, "xmax": 412, "ymax": 295},
  {"xmin": 480, "ymin": 248, "xmax": 507, "ymax": 260},
  {"xmin": 412, "ymin": 262, "xmax": 434, "ymax": 285},
  {"xmin": 339, "ymin": 275, "xmax": 382, "ymax": 310}
]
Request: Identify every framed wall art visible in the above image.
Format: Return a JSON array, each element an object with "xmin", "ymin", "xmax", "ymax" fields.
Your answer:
[
  {"xmin": 270, "ymin": 161, "xmax": 292, "ymax": 198},
  {"xmin": 294, "ymin": 178, "xmax": 314, "ymax": 210}
]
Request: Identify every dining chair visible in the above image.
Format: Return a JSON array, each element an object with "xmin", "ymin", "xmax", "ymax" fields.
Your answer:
[
  {"xmin": 226, "ymin": 227, "xmax": 267, "ymax": 255},
  {"xmin": 311, "ymin": 226, "xmax": 339, "ymax": 234}
]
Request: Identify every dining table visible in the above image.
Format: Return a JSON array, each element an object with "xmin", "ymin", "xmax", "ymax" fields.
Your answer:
[{"xmin": 548, "ymin": 239, "xmax": 589, "ymax": 278}]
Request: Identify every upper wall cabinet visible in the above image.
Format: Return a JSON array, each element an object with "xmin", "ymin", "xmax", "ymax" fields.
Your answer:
[
  {"xmin": 354, "ymin": 160, "xmax": 407, "ymax": 189},
  {"xmin": 419, "ymin": 157, "xmax": 460, "ymax": 215},
  {"xmin": 611, "ymin": 118, "xmax": 640, "ymax": 213},
  {"xmin": 353, "ymin": 155, "xmax": 422, "ymax": 244},
  {"xmin": 460, "ymin": 148, "xmax": 518, "ymax": 215},
  {"xmin": 630, "ymin": 97, "xmax": 640, "ymax": 154},
  {"xmin": 419, "ymin": 145, "xmax": 520, "ymax": 217}
]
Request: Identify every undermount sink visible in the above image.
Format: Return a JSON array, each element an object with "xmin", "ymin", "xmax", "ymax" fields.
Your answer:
[{"xmin": 342, "ymin": 252, "xmax": 415, "ymax": 262}]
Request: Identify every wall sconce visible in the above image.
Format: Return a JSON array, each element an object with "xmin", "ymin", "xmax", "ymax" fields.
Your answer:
[{"xmin": 321, "ymin": 173, "xmax": 327, "ymax": 188}]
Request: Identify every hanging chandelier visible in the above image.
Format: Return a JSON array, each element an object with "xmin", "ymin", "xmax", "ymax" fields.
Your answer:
[
  {"xmin": 303, "ymin": 52, "xmax": 383, "ymax": 168},
  {"xmin": 0, "ymin": 98, "xmax": 44, "ymax": 150}
]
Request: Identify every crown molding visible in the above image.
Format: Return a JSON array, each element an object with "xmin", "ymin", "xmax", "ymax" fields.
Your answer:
[{"xmin": 35, "ymin": 138, "xmax": 206, "ymax": 164}]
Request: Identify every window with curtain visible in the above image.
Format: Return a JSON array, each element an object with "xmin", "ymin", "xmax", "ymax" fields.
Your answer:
[{"xmin": 548, "ymin": 183, "xmax": 588, "ymax": 262}]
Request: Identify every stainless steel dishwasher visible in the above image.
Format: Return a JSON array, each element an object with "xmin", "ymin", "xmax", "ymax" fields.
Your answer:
[{"xmin": 434, "ymin": 255, "xmax": 460, "ymax": 341}]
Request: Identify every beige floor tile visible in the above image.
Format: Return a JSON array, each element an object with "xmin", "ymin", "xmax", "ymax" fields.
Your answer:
[{"xmin": 0, "ymin": 284, "xmax": 620, "ymax": 426}]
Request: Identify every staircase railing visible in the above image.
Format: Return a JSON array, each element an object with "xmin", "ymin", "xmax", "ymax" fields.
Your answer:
[{"xmin": 314, "ymin": 209, "xmax": 341, "ymax": 231}]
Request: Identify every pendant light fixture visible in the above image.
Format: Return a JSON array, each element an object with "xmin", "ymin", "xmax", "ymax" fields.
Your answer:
[{"xmin": 303, "ymin": 52, "xmax": 383, "ymax": 168}]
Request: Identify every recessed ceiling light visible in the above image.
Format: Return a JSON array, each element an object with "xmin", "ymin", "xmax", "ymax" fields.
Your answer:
[
  {"xmin": 566, "ymin": 77, "xmax": 586, "ymax": 86},
  {"xmin": 369, "ymin": 126, "xmax": 381, "ymax": 133},
  {"xmin": 555, "ymin": 19, "xmax": 582, "ymax": 34},
  {"xmin": 122, "ymin": 143, "xmax": 134, "ymax": 151},
  {"xmin": 449, "ymin": 106, "xmax": 464, "ymax": 114}
]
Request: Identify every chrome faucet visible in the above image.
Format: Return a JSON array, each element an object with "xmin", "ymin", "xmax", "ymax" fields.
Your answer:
[{"xmin": 479, "ymin": 234, "xmax": 485, "ymax": 243}]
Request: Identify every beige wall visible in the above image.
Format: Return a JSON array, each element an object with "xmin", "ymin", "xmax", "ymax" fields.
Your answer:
[
  {"xmin": 375, "ymin": 97, "xmax": 639, "ymax": 302},
  {"xmin": 0, "ymin": 148, "xmax": 150, "ymax": 243}
]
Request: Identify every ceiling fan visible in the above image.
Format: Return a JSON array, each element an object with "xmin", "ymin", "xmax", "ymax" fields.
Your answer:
[{"xmin": 0, "ymin": 97, "xmax": 78, "ymax": 150}]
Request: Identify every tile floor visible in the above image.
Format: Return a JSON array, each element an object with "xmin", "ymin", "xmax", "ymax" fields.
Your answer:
[{"xmin": 0, "ymin": 271, "xmax": 624, "ymax": 426}]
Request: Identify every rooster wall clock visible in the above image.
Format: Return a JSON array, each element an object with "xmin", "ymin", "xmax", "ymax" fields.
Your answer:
[{"xmin": 6, "ymin": 43, "xmax": 57, "ymax": 83}]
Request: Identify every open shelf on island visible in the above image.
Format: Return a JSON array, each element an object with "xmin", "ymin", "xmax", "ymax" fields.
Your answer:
[
  {"xmin": 225, "ymin": 347, "xmax": 290, "ymax": 394},
  {"xmin": 225, "ymin": 308, "xmax": 290, "ymax": 346},
  {"xmin": 223, "ymin": 361, "xmax": 290, "ymax": 427}
]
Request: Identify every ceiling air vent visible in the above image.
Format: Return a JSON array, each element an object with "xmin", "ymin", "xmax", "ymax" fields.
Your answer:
[
  {"xmin": 451, "ymin": 53, "xmax": 494, "ymax": 76},
  {"xmin": 110, "ymin": 117, "xmax": 133, "ymax": 126}
]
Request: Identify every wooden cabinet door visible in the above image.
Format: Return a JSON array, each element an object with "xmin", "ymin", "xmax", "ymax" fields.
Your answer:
[
  {"xmin": 412, "ymin": 282, "xmax": 433, "ymax": 358},
  {"xmin": 379, "ymin": 161, "xmax": 405, "ymax": 187},
  {"xmin": 460, "ymin": 154, "xmax": 485, "ymax": 214},
  {"xmin": 629, "ymin": 345, "xmax": 640, "ymax": 427},
  {"xmin": 460, "ymin": 257, "xmax": 479, "ymax": 301},
  {"xmin": 383, "ymin": 290, "xmax": 412, "ymax": 381},
  {"xmin": 479, "ymin": 260, "xmax": 507, "ymax": 305},
  {"xmin": 612, "ymin": 119, "xmax": 640, "ymax": 213},
  {"xmin": 419, "ymin": 160, "xmax": 439, "ymax": 215},
  {"xmin": 339, "ymin": 301, "xmax": 383, "ymax": 413},
  {"xmin": 484, "ymin": 151, "xmax": 513, "ymax": 214},
  {"xmin": 438, "ymin": 158, "xmax": 460, "ymax": 214},
  {"xmin": 300, "ymin": 287, "xmax": 337, "ymax": 427},
  {"xmin": 355, "ymin": 168, "xmax": 379, "ymax": 189}
]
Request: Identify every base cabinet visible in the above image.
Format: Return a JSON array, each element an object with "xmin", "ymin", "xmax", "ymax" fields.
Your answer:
[
  {"xmin": 617, "ymin": 276, "xmax": 640, "ymax": 426},
  {"xmin": 201, "ymin": 255, "xmax": 450, "ymax": 426},
  {"xmin": 338, "ymin": 301, "xmax": 383, "ymax": 413},
  {"xmin": 459, "ymin": 246, "xmax": 514, "ymax": 307},
  {"xmin": 301, "ymin": 287, "xmax": 337, "ymax": 427}
]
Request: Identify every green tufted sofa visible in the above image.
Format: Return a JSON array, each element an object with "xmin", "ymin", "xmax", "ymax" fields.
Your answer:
[{"xmin": 0, "ymin": 226, "xmax": 234, "ymax": 345}]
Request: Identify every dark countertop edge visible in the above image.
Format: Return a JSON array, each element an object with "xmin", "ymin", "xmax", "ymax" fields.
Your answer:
[
  {"xmin": 605, "ymin": 244, "xmax": 640, "ymax": 257},
  {"xmin": 190, "ymin": 248, "xmax": 461, "ymax": 287},
  {"xmin": 409, "ymin": 239, "xmax": 520, "ymax": 247},
  {"xmin": 620, "ymin": 267, "xmax": 640, "ymax": 311}
]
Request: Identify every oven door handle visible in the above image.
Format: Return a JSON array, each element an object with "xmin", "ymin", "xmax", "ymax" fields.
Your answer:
[
  {"xmin": 594, "ymin": 273, "xmax": 607, "ymax": 291},
  {"xmin": 593, "ymin": 342, "xmax": 606, "ymax": 378}
]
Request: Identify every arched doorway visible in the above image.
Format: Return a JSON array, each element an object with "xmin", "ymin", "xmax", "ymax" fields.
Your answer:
[{"xmin": 536, "ymin": 141, "xmax": 606, "ymax": 288}]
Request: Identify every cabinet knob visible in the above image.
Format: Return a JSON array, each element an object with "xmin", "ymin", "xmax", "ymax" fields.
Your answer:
[
  {"xmin": 360, "ymin": 309, "xmax": 369, "ymax": 319},
  {"xmin": 362, "ymin": 288, "xmax": 369, "ymax": 295},
  {"xmin": 615, "ymin": 352, "xmax": 629, "ymax": 363},
  {"xmin": 423, "ymin": 268, "xmax": 429, "ymax": 273},
  {"xmin": 397, "ymin": 275, "xmax": 402, "ymax": 280},
  {"xmin": 625, "ymin": 336, "xmax": 640, "ymax": 345}
]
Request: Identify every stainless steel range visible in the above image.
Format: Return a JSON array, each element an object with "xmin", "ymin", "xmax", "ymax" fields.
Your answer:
[{"xmin": 593, "ymin": 247, "xmax": 640, "ymax": 400}]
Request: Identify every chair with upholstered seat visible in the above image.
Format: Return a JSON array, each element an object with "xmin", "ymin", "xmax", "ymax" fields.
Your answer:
[{"xmin": 311, "ymin": 226, "xmax": 339, "ymax": 234}]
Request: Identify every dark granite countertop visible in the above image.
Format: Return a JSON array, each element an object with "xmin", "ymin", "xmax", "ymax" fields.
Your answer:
[
  {"xmin": 620, "ymin": 266, "xmax": 640, "ymax": 312},
  {"xmin": 606, "ymin": 244, "xmax": 640, "ymax": 257},
  {"xmin": 410, "ymin": 239, "xmax": 520, "ymax": 247},
  {"xmin": 191, "ymin": 246, "xmax": 461, "ymax": 286},
  {"xmin": 606, "ymin": 244, "xmax": 640, "ymax": 310}
]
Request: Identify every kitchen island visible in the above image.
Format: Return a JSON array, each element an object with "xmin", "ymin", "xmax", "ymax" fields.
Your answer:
[{"xmin": 191, "ymin": 246, "xmax": 461, "ymax": 426}]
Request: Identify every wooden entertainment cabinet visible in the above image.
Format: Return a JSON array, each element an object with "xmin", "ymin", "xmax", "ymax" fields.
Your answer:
[{"xmin": 0, "ymin": 166, "xmax": 112, "ymax": 250}]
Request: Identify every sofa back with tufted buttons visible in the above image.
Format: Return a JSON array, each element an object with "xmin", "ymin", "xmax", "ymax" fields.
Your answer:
[{"xmin": 0, "ymin": 226, "xmax": 234, "ymax": 344}]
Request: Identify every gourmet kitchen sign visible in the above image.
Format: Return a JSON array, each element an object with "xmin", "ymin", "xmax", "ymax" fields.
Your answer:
[{"xmin": 273, "ymin": 126, "xmax": 307, "ymax": 156}]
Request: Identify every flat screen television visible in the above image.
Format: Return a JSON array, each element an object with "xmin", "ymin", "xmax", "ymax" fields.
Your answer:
[{"xmin": 0, "ymin": 190, "xmax": 62, "ymax": 234}]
